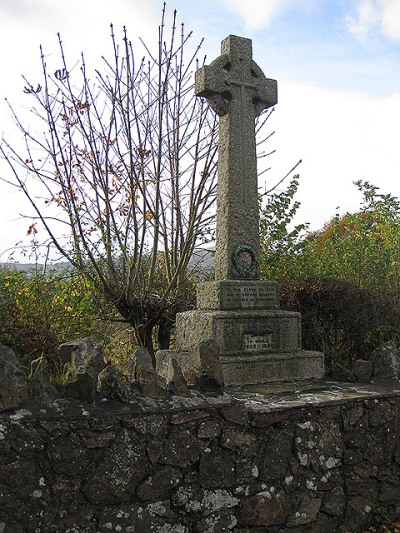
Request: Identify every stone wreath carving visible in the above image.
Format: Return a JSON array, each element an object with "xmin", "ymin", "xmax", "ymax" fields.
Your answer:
[{"xmin": 232, "ymin": 244, "xmax": 257, "ymax": 278}]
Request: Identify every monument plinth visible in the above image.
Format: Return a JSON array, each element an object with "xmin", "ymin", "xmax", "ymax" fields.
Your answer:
[{"xmin": 175, "ymin": 35, "xmax": 324, "ymax": 386}]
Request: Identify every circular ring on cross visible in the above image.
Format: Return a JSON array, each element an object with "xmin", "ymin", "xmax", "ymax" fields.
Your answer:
[{"xmin": 232, "ymin": 244, "xmax": 257, "ymax": 278}]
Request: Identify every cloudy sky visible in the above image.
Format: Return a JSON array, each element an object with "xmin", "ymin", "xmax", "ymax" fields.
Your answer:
[{"xmin": 1, "ymin": 0, "xmax": 400, "ymax": 259}]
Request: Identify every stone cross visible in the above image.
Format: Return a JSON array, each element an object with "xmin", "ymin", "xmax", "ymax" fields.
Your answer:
[{"xmin": 196, "ymin": 35, "xmax": 277, "ymax": 280}]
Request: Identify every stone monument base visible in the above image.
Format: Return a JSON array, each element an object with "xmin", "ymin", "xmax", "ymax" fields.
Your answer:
[{"xmin": 175, "ymin": 280, "xmax": 325, "ymax": 387}]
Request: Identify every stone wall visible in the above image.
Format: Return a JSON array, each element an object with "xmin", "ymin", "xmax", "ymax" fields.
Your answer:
[{"xmin": 1, "ymin": 385, "xmax": 400, "ymax": 532}]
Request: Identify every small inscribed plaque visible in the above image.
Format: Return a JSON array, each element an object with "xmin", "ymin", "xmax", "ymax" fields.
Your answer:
[{"xmin": 243, "ymin": 332, "xmax": 273, "ymax": 353}]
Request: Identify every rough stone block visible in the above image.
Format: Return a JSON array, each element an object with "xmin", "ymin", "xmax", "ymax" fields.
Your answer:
[
  {"xmin": 29, "ymin": 370, "xmax": 59, "ymax": 408},
  {"xmin": 164, "ymin": 357, "xmax": 189, "ymax": 395},
  {"xmin": 321, "ymin": 485, "xmax": 346, "ymax": 516},
  {"xmin": 239, "ymin": 492, "xmax": 289, "ymax": 527},
  {"xmin": 82, "ymin": 429, "xmax": 146, "ymax": 504},
  {"xmin": 97, "ymin": 365, "xmax": 131, "ymax": 402},
  {"xmin": 59, "ymin": 338, "xmax": 103, "ymax": 377},
  {"xmin": 196, "ymin": 510, "xmax": 237, "ymax": 532},
  {"xmin": 156, "ymin": 349, "xmax": 178, "ymax": 376},
  {"xmin": 137, "ymin": 467, "xmax": 182, "ymax": 501},
  {"xmin": 63, "ymin": 372, "xmax": 97, "ymax": 403},
  {"xmin": 190, "ymin": 339, "xmax": 224, "ymax": 387},
  {"xmin": 156, "ymin": 350, "xmax": 200, "ymax": 386},
  {"xmin": 58, "ymin": 338, "xmax": 104, "ymax": 402},
  {"xmin": 199, "ymin": 447, "xmax": 235, "ymax": 488},
  {"xmin": 371, "ymin": 342, "xmax": 400, "ymax": 381},
  {"xmin": 172, "ymin": 485, "xmax": 239, "ymax": 515},
  {"xmin": 259, "ymin": 429, "xmax": 293, "ymax": 481},
  {"xmin": 354, "ymin": 359, "xmax": 372, "ymax": 382},
  {"xmin": 330, "ymin": 363, "xmax": 356, "ymax": 382},
  {"xmin": 130, "ymin": 347, "xmax": 154, "ymax": 375},
  {"xmin": 0, "ymin": 344, "xmax": 28, "ymax": 412},
  {"xmin": 160, "ymin": 430, "xmax": 201, "ymax": 468},
  {"xmin": 221, "ymin": 403, "xmax": 249, "ymax": 425},
  {"xmin": 129, "ymin": 348, "xmax": 169, "ymax": 397},
  {"xmin": 286, "ymin": 495, "xmax": 322, "ymax": 526}
]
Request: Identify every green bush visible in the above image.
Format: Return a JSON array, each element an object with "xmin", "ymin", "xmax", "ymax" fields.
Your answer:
[
  {"xmin": 281, "ymin": 278, "xmax": 399, "ymax": 369},
  {"xmin": 0, "ymin": 266, "xmax": 112, "ymax": 370},
  {"xmin": 261, "ymin": 181, "xmax": 400, "ymax": 298},
  {"xmin": 260, "ymin": 175, "xmax": 308, "ymax": 281},
  {"xmin": 260, "ymin": 179, "xmax": 400, "ymax": 368}
]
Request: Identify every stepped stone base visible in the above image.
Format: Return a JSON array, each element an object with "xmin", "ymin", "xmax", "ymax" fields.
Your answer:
[{"xmin": 175, "ymin": 280, "xmax": 325, "ymax": 386}]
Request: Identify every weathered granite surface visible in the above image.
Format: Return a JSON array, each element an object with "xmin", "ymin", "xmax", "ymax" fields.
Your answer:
[
  {"xmin": 1, "ymin": 381, "xmax": 399, "ymax": 532},
  {"xmin": 371, "ymin": 342, "xmax": 400, "ymax": 381},
  {"xmin": 175, "ymin": 306, "xmax": 325, "ymax": 385},
  {"xmin": 0, "ymin": 344, "xmax": 28, "ymax": 411}
]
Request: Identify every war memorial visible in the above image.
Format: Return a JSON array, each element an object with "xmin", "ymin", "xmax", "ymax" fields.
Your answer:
[{"xmin": 0, "ymin": 36, "xmax": 399, "ymax": 532}]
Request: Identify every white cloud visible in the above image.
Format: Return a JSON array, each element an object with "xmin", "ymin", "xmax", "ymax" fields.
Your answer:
[
  {"xmin": 270, "ymin": 80, "xmax": 400, "ymax": 230},
  {"xmin": 381, "ymin": 0, "xmax": 400, "ymax": 39},
  {"xmin": 344, "ymin": 0, "xmax": 378, "ymax": 43},
  {"xmin": 0, "ymin": 0, "xmax": 161, "ymax": 106},
  {"xmin": 222, "ymin": 0, "xmax": 291, "ymax": 31},
  {"xmin": 345, "ymin": 0, "xmax": 400, "ymax": 42}
]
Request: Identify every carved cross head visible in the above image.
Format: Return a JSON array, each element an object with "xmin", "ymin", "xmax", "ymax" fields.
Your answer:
[{"xmin": 195, "ymin": 35, "xmax": 277, "ymax": 117}]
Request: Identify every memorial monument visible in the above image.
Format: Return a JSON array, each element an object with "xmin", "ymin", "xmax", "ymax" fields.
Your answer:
[{"xmin": 175, "ymin": 35, "xmax": 324, "ymax": 386}]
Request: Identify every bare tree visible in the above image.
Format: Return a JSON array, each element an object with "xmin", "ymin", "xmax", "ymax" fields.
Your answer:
[{"xmin": 1, "ymin": 6, "xmax": 218, "ymax": 360}]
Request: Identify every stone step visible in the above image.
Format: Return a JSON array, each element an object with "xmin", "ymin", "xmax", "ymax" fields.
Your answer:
[
  {"xmin": 175, "ymin": 309, "xmax": 301, "ymax": 356},
  {"xmin": 221, "ymin": 351, "xmax": 325, "ymax": 386}
]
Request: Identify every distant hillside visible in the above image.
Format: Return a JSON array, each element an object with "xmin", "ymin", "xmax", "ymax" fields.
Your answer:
[
  {"xmin": 189, "ymin": 248, "xmax": 214, "ymax": 269},
  {"xmin": 0, "ymin": 248, "xmax": 215, "ymax": 273},
  {"xmin": 0, "ymin": 262, "xmax": 71, "ymax": 273}
]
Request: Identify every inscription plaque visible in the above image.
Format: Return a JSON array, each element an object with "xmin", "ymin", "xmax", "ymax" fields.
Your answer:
[
  {"xmin": 196, "ymin": 280, "xmax": 279, "ymax": 310},
  {"xmin": 244, "ymin": 332, "xmax": 273, "ymax": 353},
  {"xmin": 239, "ymin": 286, "xmax": 259, "ymax": 307}
]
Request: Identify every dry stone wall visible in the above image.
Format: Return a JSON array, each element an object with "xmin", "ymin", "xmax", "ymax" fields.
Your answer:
[{"xmin": 1, "ymin": 387, "xmax": 400, "ymax": 532}]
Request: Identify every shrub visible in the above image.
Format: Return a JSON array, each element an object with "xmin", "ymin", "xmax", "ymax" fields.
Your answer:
[
  {"xmin": 0, "ymin": 266, "xmax": 112, "ymax": 370},
  {"xmin": 281, "ymin": 277, "xmax": 400, "ymax": 369}
]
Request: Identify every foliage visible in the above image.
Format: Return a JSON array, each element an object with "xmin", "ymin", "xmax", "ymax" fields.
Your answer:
[
  {"xmin": 259, "ymin": 174, "xmax": 308, "ymax": 280},
  {"xmin": 292, "ymin": 181, "xmax": 398, "ymax": 296},
  {"xmin": 363, "ymin": 523, "xmax": 400, "ymax": 533},
  {"xmin": 281, "ymin": 277, "xmax": 399, "ymax": 368},
  {"xmin": 260, "ymin": 179, "xmax": 400, "ymax": 366},
  {"xmin": 261, "ymin": 180, "xmax": 400, "ymax": 296},
  {"xmin": 0, "ymin": 265, "xmax": 112, "ymax": 370},
  {"xmin": 0, "ymin": 5, "xmax": 218, "ymax": 359}
]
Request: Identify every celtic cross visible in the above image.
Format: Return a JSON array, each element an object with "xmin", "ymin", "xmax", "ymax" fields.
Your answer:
[{"xmin": 196, "ymin": 35, "xmax": 277, "ymax": 280}]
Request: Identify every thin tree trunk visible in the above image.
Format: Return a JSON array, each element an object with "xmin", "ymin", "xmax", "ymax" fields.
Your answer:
[
  {"xmin": 136, "ymin": 320, "xmax": 156, "ymax": 367},
  {"xmin": 158, "ymin": 318, "xmax": 173, "ymax": 350}
]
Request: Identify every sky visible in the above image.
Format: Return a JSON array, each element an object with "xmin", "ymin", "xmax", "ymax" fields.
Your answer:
[{"xmin": 1, "ymin": 0, "xmax": 400, "ymax": 260}]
